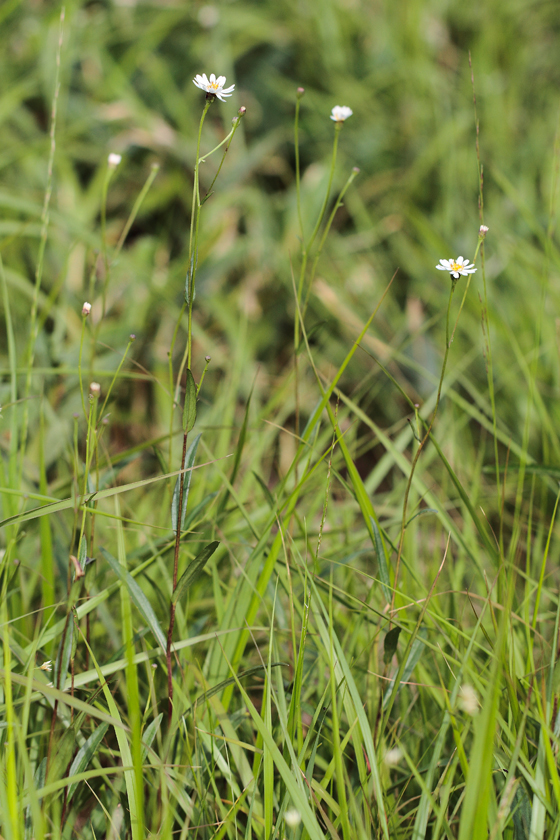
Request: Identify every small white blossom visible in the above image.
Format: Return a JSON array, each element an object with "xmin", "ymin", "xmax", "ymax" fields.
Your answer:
[
  {"xmin": 40, "ymin": 660, "xmax": 52, "ymax": 672},
  {"xmin": 82, "ymin": 301, "xmax": 92, "ymax": 317},
  {"xmin": 193, "ymin": 73, "xmax": 235, "ymax": 102},
  {"xmin": 330, "ymin": 105, "xmax": 353, "ymax": 123},
  {"xmin": 108, "ymin": 153, "xmax": 122, "ymax": 167},
  {"xmin": 384, "ymin": 747, "xmax": 403, "ymax": 767},
  {"xmin": 90, "ymin": 382, "xmax": 101, "ymax": 396},
  {"xmin": 436, "ymin": 256, "xmax": 477, "ymax": 279},
  {"xmin": 285, "ymin": 809, "xmax": 301, "ymax": 828},
  {"xmin": 479, "ymin": 225, "xmax": 489, "ymax": 235},
  {"xmin": 458, "ymin": 684, "xmax": 479, "ymax": 716}
]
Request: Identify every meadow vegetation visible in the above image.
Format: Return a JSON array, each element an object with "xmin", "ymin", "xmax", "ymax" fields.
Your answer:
[{"xmin": 1, "ymin": 0, "xmax": 560, "ymax": 837}]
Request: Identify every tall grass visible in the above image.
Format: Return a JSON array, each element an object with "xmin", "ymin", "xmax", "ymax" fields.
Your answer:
[{"xmin": 1, "ymin": 0, "xmax": 560, "ymax": 838}]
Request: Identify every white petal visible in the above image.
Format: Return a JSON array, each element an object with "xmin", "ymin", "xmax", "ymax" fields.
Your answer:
[
  {"xmin": 436, "ymin": 264, "xmax": 448, "ymax": 270},
  {"xmin": 216, "ymin": 76, "xmax": 226, "ymax": 86},
  {"xmin": 209, "ymin": 73, "xmax": 216, "ymax": 83}
]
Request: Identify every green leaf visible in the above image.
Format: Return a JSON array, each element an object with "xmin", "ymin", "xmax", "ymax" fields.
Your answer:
[
  {"xmin": 141, "ymin": 713, "xmax": 163, "ymax": 763},
  {"xmin": 67, "ymin": 723, "xmax": 109, "ymax": 802},
  {"xmin": 370, "ymin": 516, "xmax": 392, "ymax": 605},
  {"xmin": 100, "ymin": 548, "xmax": 167, "ymax": 653},
  {"xmin": 173, "ymin": 541, "xmax": 220, "ymax": 605},
  {"xmin": 383, "ymin": 630, "xmax": 427, "ymax": 709},
  {"xmin": 171, "ymin": 434, "xmax": 201, "ymax": 532},
  {"xmin": 182, "ymin": 369, "xmax": 197, "ymax": 433},
  {"xmin": 405, "ymin": 508, "xmax": 438, "ymax": 528},
  {"xmin": 53, "ymin": 615, "xmax": 74, "ymax": 691},
  {"xmin": 512, "ymin": 785, "xmax": 531, "ymax": 840},
  {"xmin": 383, "ymin": 626, "xmax": 401, "ymax": 665},
  {"xmin": 253, "ymin": 471, "xmax": 275, "ymax": 509}
]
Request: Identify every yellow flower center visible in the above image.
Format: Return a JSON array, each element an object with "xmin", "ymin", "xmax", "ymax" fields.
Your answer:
[
  {"xmin": 450, "ymin": 261, "xmax": 462, "ymax": 271},
  {"xmin": 209, "ymin": 81, "xmax": 220, "ymax": 90}
]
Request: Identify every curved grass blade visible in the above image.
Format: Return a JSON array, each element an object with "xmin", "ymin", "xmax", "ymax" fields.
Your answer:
[
  {"xmin": 100, "ymin": 547, "xmax": 166, "ymax": 653},
  {"xmin": 172, "ymin": 541, "xmax": 219, "ymax": 605}
]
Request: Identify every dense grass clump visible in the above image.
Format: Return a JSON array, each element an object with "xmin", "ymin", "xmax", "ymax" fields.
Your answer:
[{"xmin": 1, "ymin": 1, "xmax": 560, "ymax": 838}]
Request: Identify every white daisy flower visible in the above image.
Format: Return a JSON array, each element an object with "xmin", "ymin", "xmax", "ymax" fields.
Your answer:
[
  {"xmin": 193, "ymin": 73, "xmax": 235, "ymax": 102},
  {"xmin": 330, "ymin": 105, "xmax": 353, "ymax": 123},
  {"xmin": 436, "ymin": 256, "xmax": 477, "ymax": 279},
  {"xmin": 40, "ymin": 660, "xmax": 52, "ymax": 672}
]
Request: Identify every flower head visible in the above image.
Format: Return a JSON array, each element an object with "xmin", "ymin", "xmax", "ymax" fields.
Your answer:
[
  {"xmin": 436, "ymin": 256, "xmax": 477, "ymax": 280},
  {"xmin": 479, "ymin": 225, "xmax": 489, "ymax": 236},
  {"xmin": 330, "ymin": 105, "xmax": 353, "ymax": 123},
  {"xmin": 384, "ymin": 747, "xmax": 403, "ymax": 767},
  {"xmin": 285, "ymin": 809, "xmax": 302, "ymax": 828},
  {"xmin": 458, "ymin": 684, "xmax": 479, "ymax": 716},
  {"xmin": 40, "ymin": 660, "xmax": 52, "ymax": 672},
  {"xmin": 108, "ymin": 153, "xmax": 122, "ymax": 167},
  {"xmin": 90, "ymin": 382, "xmax": 101, "ymax": 396},
  {"xmin": 82, "ymin": 301, "xmax": 91, "ymax": 317},
  {"xmin": 193, "ymin": 73, "xmax": 235, "ymax": 102}
]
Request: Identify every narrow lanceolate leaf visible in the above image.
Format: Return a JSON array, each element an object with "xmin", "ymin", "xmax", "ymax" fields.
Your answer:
[
  {"xmin": 101, "ymin": 548, "xmax": 167, "ymax": 653},
  {"xmin": 53, "ymin": 615, "xmax": 74, "ymax": 691},
  {"xmin": 383, "ymin": 626, "xmax": 401, "ymax": 666},
  {"xmin": 67, "ymin": 723, "xmax": 109, "ymax": 802},
  {"xmin": 171, "ymin": 433, "xmax": 201, "ymax": 532},
  {"xmin": 370, "ymin": 517, "xmax": 392, "ymax": 605},
  {"xmin": 182, "ymin": 369, "xmax": 197, "ymax": 433},
  {"xmin": 173, "ymin": 541, "xmax": 219, "ymax": 605},
  {"xmin": 141, "ymin": 714, "xmax": 163, "ymax": 763}
]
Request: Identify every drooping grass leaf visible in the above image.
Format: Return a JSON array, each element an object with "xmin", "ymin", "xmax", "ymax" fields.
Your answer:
[
  {"xmin": 172, "ymin": 540, "xmax": 219, "ymax": 605},
  {"xmin": 101, "ymin": 547, "xmax": 167, "ymax": 653}
]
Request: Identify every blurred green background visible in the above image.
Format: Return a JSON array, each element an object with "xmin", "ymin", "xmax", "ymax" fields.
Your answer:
[{"xmin": 3, "ymin": 0, "xmax": 560, "ymax": 458}]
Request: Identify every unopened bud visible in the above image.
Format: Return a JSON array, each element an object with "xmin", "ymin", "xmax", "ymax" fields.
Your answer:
[
  {"xmin": 129, "ymin": 334, "xmax": 136, "ymax": 341},
  {"xmin": 205, "ymin": 355, "xmax": 211, "ymax": 362},
  {"xmin": 82, "ymin": 301, "xmax": 91, "ymax": 317},
  {"xmin": 479, "ymin": 224, "xmax": 489, "ymax": 236},
  {"xmin": 352, "ymin": 166, "xmax": 360, "ymax": 174},
  {"xmin": 108, "ymin": 153, "xmax": 122, "ymax": 167},
  {"xmin": 285, "ymin": 809, "xmax": 302, "ymax": 828},
  {"xmin": 90, "ymin": 382, "xmax": 101, "ymax": 396},
  {"xmin": 296, "ymin": 87, "xmax": 305, "ymax": 99},
  {"xmin": 151, "ymin": 162, "xmax": 160, "ymax": 172},
  {"xmin": 238, "ymin": 106, "xmax": 246, "ymax": 116}
]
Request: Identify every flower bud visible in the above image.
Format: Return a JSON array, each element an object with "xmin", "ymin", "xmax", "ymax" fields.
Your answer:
[
  {"xmin": 479, "ymin": 224, "xmax": 489, "ymax": 236},
  {"xmin": 90, "ymin": 382, "xmax": 101, "ymax": 396},
  {"xmin": 296, "ymin": 87, "xmax": 305, "ymax": 99},
  {"xmin": 108, "ymin": 153, "xmax": 122, "ymax": 167},
  {"xmin": 285, "ymin": 809, "xmax": 301, "ymax": 828},
  {"xmin": 82, "ymin": 301, "xmax": 91, "ymax": 317},
  {"xmin": 238, "ymin": 106, "xmax": 246, "ymax": 116}
]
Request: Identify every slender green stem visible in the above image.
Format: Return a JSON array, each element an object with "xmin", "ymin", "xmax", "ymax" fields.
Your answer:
[
  {"xmin": 114, "ymin": 163, "xmax": 160, "ymax": 259},
  {"xmin": 294, "ymin": 89, "xmax": 305, "ymax": 243},
  {"xmin": 97, "ymin": 335, "xmax": 135, "ymax": 426},
  {"xmin": 78, "ymin": 315, "xmax": 89, "ymax": 419},
  {"xmin": 301, "ymin": 166, "xmax": 360, "ymax": 320},
  {"xmin": 19, "ymin": 6, "xmax": 64, "ymax": 486},
  {"xmin": 392, "ymin": 281, "xmax": 456, "ymax": 613}
]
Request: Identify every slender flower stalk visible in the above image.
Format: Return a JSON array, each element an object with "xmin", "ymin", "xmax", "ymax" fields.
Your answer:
[
  {"xmin": 392, "ymin": 244, "xmax": 480, "ymax": 611},
  {"xmin": 166, "ymin": 74, "xmax": 239, "ymax": 723}
]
